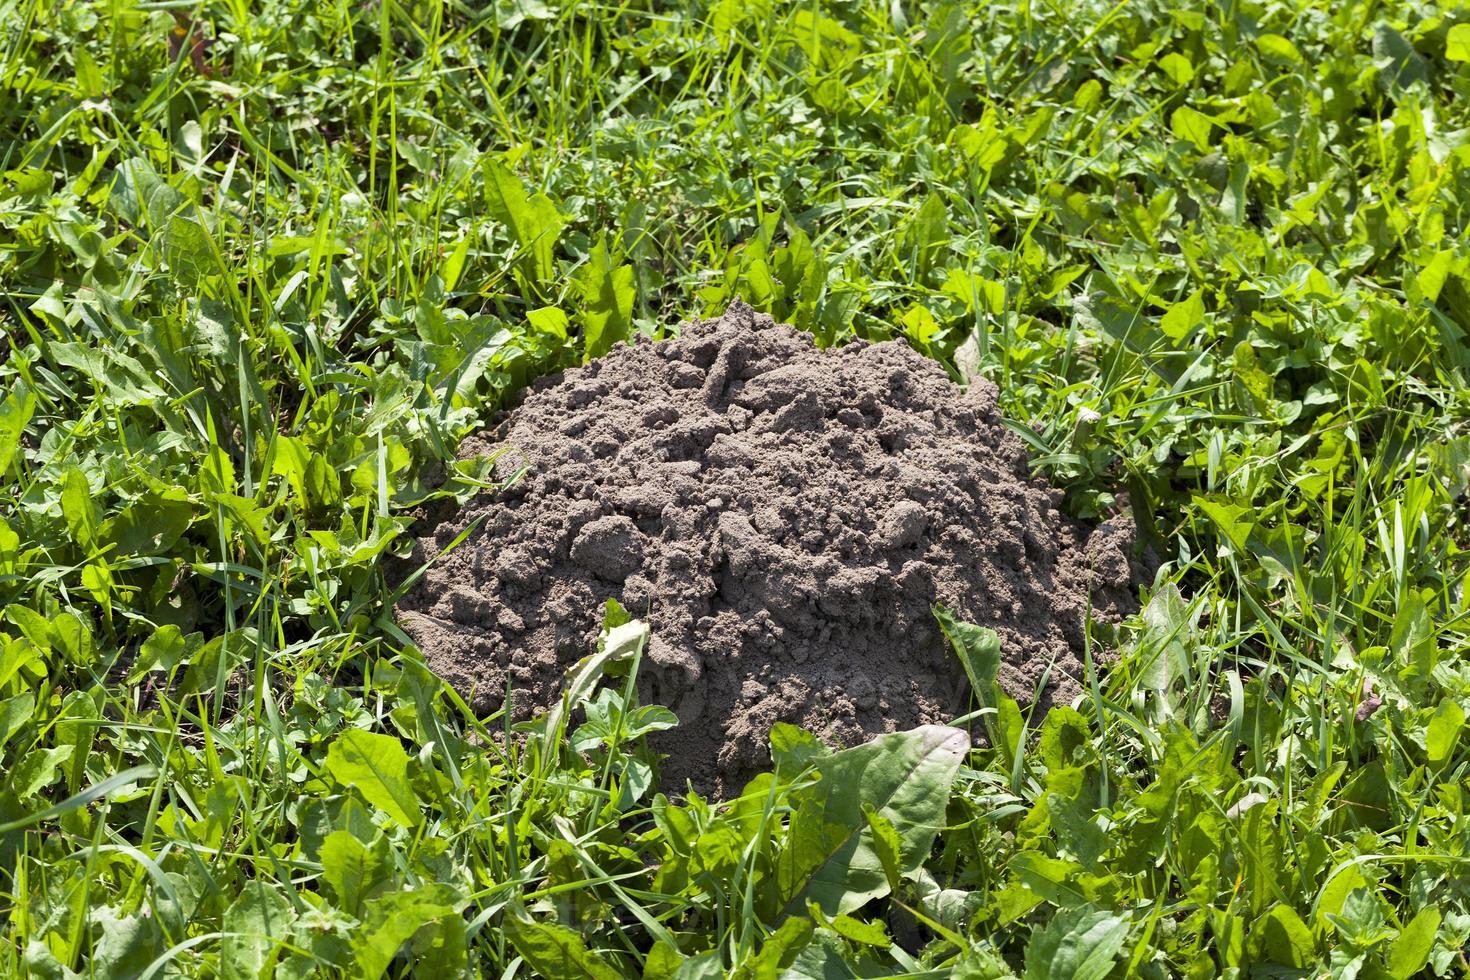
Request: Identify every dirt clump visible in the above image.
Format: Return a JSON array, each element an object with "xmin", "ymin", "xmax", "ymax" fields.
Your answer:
[{"xmin": 397, "ymin": 302, "xmax": 1136, "ymax": 795}]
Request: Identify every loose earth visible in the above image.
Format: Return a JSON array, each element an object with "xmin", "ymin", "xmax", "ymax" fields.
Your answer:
[{"xmin": 398, "ymin": 302, "xmax": 1136, "ymax": 795}]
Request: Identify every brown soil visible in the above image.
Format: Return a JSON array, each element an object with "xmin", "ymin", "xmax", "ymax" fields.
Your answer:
[{"xmin": 397, "ymin": 302, "xmax": 1136, "ymax": 795}]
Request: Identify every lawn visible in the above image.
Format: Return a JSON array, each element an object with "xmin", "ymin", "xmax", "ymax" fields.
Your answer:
[{"xmin": 1, "ymin": 0, "xmax": 1469, "ymax": 976}]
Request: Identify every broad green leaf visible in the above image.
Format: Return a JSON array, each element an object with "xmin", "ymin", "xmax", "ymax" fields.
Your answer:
[
  {"xmin": 770, "ymin": 723, "xmax": 829, "ymax": 777},
  {"xmin": 1011, "ymin": 852, "xmax": 1087, "ymax": 908},
  {"xmin": 1157, "ymin": 52, "xmax": 1194, "ymax": 87},
  {"xmin": 271, "ymin": 434, "xmax": 312, "ymax": 505},
  {"xmin": 90, "ymin": 904, "xmax": 162, "ymax": 979},
  {"xmin": 782, "ymin": 932, "xmax": 862, "ymax": 980},
  {"xmin": 61, "ymin": 467, "xmax": 98, "ymax": 552},
  {"xmin": 102, "ymin": 493, "xmax": 195, "ymax": 556},
  {"xmin": 126, "ymin": 625, "xmax": 191, "ymax": 682},
  {"xmin": 2, "ymin": 167, "xmax": 51, "ymax": 200},
  {"xmin": 956, "ymin": 945, "xmax": 1021, "ymax": 978},
  {"xmin": 995, "ymin": 696, "xmax": 1025, "ymax": 772},
  {"xmin": 578, "ymin": 239, "xmax": 635, "ymax": 360},
  {"xmin": 1255, "ymin": 34, "xmax": 1302, "ymax": 63},
  {"xmin": 55, "ymin": 687, "xmax": 100, "ymax": 792},
  {"xmin": 913, "ymin": 867, "xmax": 979, "ymax": 934},
  {"xmin": 907, "ymin": 192, "xmax": 949, "ymax": 281},
  {"xmin": 1159, "ymin": 290, "xmax": 1204, "ymax": 340},
  {"xmin": 826, "ymin": 913, "xmax": 888, "ymax": 948},
  {"xmin": 1251, "ymin": 904, "xmax": 1314, "ymax": 968},
  {"xmin": 1425, "ymin": 699, "xmax": 1464, "ymax": 766},
  {"xmin": 5, "ymin": 604, "xmax": 50, "ymax": 653},
  {"xmin": 210, "ymin": 493, "xmax": 270, "ymax": 546},
  {"xmin": 483, "ymin": 159, "xmax": 564, "ymax": 285},
  {"xmin": 1136, "ymin": 583, "xmax": 1191, "ymax": 694},
  {"xmin": 1411, "ymin": 249, "xmax": 1456, "ymax": 305},
  {"xmin": 527, "ymin": 305, "xmax": 570, "ymax": 339},
  {"xmin": 1449, "ymin": 24, "xmax": 1470, "ymax": 61},
  {"xmin": 179, "ymin": 628, "xmax": 256, "ymax": 697},
  {"xmin": 862, "ymin": 807, "xmax": 903, "ymax": 893},
  {"xmin": 164, "ymin": 214, "xmax": 213, "ymax": 283},
  {"xmin": 934, "ymin": 604, "xmax": 1000, "ymax": 704},
  {"xmin": 669, "ymin": 951, "xmax": 724, "ymax": 980},
  {"xmin": 320, "ymin": 829, "xmax": 388, "ymax": 916},
  {"xmin": 442, "ymin": 234, "xmax": 472, "ymax": 291},
  {"xmin": 643, "ymin": 941, "xmax": 685, "ymax": 980},
  {"xmin": 412, "ymin": 913, "xmax": 469, "ymax": 977},
  {"xmin": 1038, "ymin": 707, "xmax": 1091, "ymax": 772},
  {"xmin": 778, "ymin": 725, "xmax": 968, "ymax": 916},
  {"xmin": 0, "ymin": 764, "xmax": 157, "ymax": 834},
  {"xmin": 1170, "ymin": 106, "xmax": 1215, "ymax": 151},
  {"xmin": 900, "ymin": 304, "xmax": 941, "ymax": 345},
  {"xmin": 10, "ymin": 745, "xmax": 74, "ymax": 799},
  {"xmin": 942, "ymin": 268, "xmax": 1006, "ymax": 315},
  {"xmin": 0, "ymin": 693, "xmax": 35, "ymax": 751},
  {"xmin": 1373, "ymin": 24, "xmax": 1429, "ymax": 92},
  {"xmin": 1231, "ymin": 341, "xmax": 1273, "ymax": 413},
  {"xmin": 0, "ymin": 518, "xmax": 17, "ymax": 575},
  {"xmin": 732, "ymin": 917, "xmax": 814, "ymax": 979},
  {"xmin": 1386, "ymin": 908, "xmax": 1440, "ymax": 979},
  {"xmin": 357, "ymin": 885, "xmax": 463, "ymax": 980},
  {"xmin": 504, "ymin": 909, "xmax": 622, "ymax": 980},
  {"xmin": 221, "ymin": 881, "xmax": 296, "ymax": 980},
  {"xmin": 1023, "ymin": 906, "xmax": 1128, "ymax": 980},
  {"xmin": 0, "ymin": 383, "xmax": 35, "ymax": 478},
  {"xmin": 1195, "ymin": 497, "xmax": 1254, "ymax": 553},
  {"xmin": 325, "ymin": 730, "xmax": 421, "ymax": 827},
  {"xmin": 1391, "ymin": 591, "xmax": 1435, "ymax": 680},
  {"xmin": 49, "ymin": 341, "xmax": 167, "ymax": 407}
]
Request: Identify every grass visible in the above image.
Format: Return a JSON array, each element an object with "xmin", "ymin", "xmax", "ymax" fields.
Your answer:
[{"xmin": 1, "ymin": 0, "xmax": 1469, "ymax": 976}]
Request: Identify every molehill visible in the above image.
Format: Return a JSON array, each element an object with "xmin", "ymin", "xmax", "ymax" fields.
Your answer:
[{"xmin": 397, "ymin": 302, "xmax": 1136, "ymax": 795}]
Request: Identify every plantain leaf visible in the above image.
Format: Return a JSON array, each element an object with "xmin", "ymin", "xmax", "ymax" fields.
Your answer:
[{"xmin": 777, "ymin": 725, "xmax": 968, "ymax": 916}]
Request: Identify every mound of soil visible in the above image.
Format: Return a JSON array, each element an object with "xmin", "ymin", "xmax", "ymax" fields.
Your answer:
[{"xmin": 398, "ymin": 302, "xmax": 1136, "ymax": 795}]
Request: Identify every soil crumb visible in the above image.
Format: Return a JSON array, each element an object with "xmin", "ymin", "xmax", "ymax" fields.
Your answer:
[{"xmin": 398, "ymin": 302, "xmax": 1136, "ymax": 795}]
